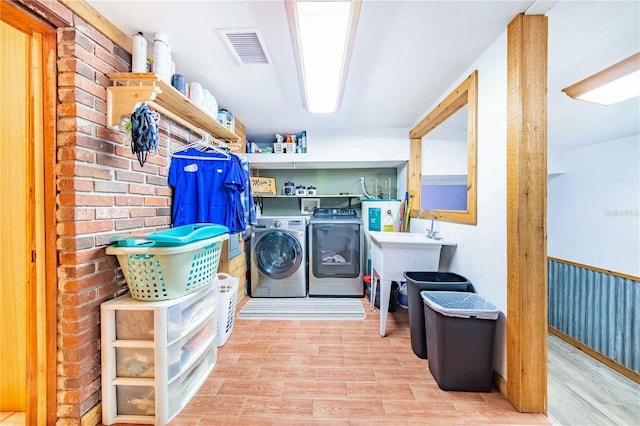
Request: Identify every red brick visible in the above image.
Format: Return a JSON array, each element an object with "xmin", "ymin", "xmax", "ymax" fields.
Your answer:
[
  {"xmin": 57, "ymin": 352, "xmax": 100, "ymax": 377},
  {"xmin": 115, "ymin": 195, "xmax": 144, "ymax": 206},
  {"xmin": 74, "ymin": 42, "xmax": 117, "ymax": 76},
  {"xmin": 156, "ymin": 187, "xmax": 172, "ymax": 197},
  {"xmin": 95, "ymin": 256, "xmax": 118, "ymax": 272},
  {"xmin": 57, "ymin": 57, "xmax": 95, "ymax": 80},
  {"xmin": 94, "ymin": 181, "xmax": 129, "ymax": 193},
  {"xmin": 95, "ymin": 207, "xmax": 130, "ymax": 220},
  {"xmin": 57, "ymin": 263, "xmax": 96, "ymax": 280},
  {"xmin": 72, "ymin": 103, "xmax": 106, "ymax": 126},
  {"xmin": 58, "ymin": 247, "xmax": 104, "ymax": 265},
  {"xmin": 76, "ymin": 133, "xmax": 115, "ymax": 153},
  {"xmin": 57, "ymin": 339, "xmax": 99, "ymax": 364},
  {"xmin": 128, "ymin": 183, "xmax": 155, "ymax": 195},
  {"xmin": 57, "ymin": 178, "xmax": 94, "ymax": 193},
  {"xmin": 56, "ymin": 402, "xmax": 80, "ymax": 418},
  {"xmin": 146, "ymin": 174, "xmax": 167, "ymax": 186},
  {"xmin": 58, "ymin": 289, "xmax": 97, "ymax": 308},
  {"xmin": 73, "ymin": 193, "xmax": 114, "ymax": 207},
  {"xmin": 116, "ymin": 170, "xmax": 144, "ymax": 183},
  {"xmin": 56, "ymin": 207, "xmax": 95, "ymax": 222},
  {"xmin": 94, "ymin": 43, "xmax": 129, "ymax": 73},
  {"xmin": 115, "ymin": 218, "xmax": 144, "ymax": 230},
  {"xmin": 145, "ymin": 216, "xmax": 170, "ymax": 227},
  {"xmin": 132, "ymin": 161, "xmax": 158, "ymax": 175},
  {"xmin": 74, "ymin": 164, "xmax": 114, "ymax": 180},
  {"xmin": 73, "ymin": 15, "xmax": 113, "ymax": 53},
  {"xmin": 144, "ymin": 196, "xmax": 169, "ymax": 206},
  {"xmin": 74, "ymin": 73, "xmax": 107, "ymax": 100},
  {"xmin": 57, "ymin": 117, "xmax": 77, "ymax": 132},
  {"xmin": 155, "ymin": 207, "xmax": 171, "ymax": 217},
  {"xmin": 58, "ymin": 220, "xmax": 113, "ymax": 235},
  {"xmin": 58, "ymin": 363, "xmax": 100, "ymax": 390},
  {"xmin": 96, "ymin": 126, "xmax": 124, "ymax": 143},
  {"xmin": 57, "ymin": 131, "xmax": 77, "ymax": 146},
  {"xmin": 57, "ymin": 146, "xmax": 95, "ymax": 162},
  {"xmin": 129, "ymin": 207, "xmax": 154, "ymax": 218},
  {"xmin": 96, "ymin": 152, "xmax": 131, "ymax": 170},
  {"xmin": 56, "ymin": 235, "xmax": 95, "ymax": 251}
]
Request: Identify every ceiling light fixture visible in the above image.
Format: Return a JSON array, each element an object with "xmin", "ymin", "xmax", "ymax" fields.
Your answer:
[
  {"xmin": 286, "ymin": 0, "xmax": 362, "ymax": 114},
  {"xmin": 562, "ymin": 52, "xmax": 640, "ymax": 105}
]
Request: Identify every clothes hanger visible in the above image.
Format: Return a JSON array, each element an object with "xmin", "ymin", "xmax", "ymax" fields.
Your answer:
[{"xmin": 170, "ymin": 130, "xmax": 231, "ymax": 160}]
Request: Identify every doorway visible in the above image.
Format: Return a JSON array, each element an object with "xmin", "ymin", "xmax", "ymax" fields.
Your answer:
[{"xmin": 0, "ymin": 2, "xmax": 57, "ymax": 425}]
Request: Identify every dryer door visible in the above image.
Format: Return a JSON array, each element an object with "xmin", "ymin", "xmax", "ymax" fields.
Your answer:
[{"xmin": 253, "ymin": 230, "xmax": 303, "ymax": 279}]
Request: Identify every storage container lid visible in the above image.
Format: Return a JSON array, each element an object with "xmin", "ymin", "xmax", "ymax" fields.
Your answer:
[
  {"xmin": 146, "ymin": 223, "xmax": 229, "ymax": 245},
  {"xmin": 420, "ymin": 291, "xmax": 499, "ymax": 320}
]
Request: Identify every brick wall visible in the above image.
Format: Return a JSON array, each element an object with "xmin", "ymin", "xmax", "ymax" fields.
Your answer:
[{"xmin": 19, "ymin": 1, "xmax": 191, "ymax": 424}]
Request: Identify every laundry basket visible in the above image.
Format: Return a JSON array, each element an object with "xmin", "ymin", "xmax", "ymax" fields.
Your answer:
[
  {"xmin": 216, "ymin": 273, "xmax": 239, "ymax": 347},
  {"xmin": 106, "ymin": 231, "xmax": 229, "ymax": 301}
]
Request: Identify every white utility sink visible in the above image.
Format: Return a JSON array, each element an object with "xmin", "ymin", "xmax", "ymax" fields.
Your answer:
[{"xmin": 368, "ymin": 231, "xmax": 456, "ymax": 337}]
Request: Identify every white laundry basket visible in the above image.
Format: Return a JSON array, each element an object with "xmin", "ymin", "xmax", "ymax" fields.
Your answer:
[{"xmin": 216, "ymin": 273, "xmax": 239, "ymax": 347}]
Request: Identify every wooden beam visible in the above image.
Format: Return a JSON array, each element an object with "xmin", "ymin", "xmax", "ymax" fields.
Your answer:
[
  {"xmin": 506, "ymin": 13, "xmax": 548, "ymax": 414},
  {"xmin": 407, "ymin": 138, "xmax": 422, "ymax": 216}
]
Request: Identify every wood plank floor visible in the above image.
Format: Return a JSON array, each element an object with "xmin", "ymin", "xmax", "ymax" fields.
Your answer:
[
  {"xmin": 169, "ymin": 297, "xmax": 549, "ymax": 425},
  {"xmin": 547, "ymin": 333, "xmax": 640, "ymax": 426}
]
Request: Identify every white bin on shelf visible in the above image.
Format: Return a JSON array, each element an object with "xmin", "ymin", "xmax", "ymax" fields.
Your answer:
[{"xmin": 216, "ymin": 273, "xmax": 238, "ymax": 347}]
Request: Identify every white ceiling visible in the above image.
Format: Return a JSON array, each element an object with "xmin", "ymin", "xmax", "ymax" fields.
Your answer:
[{"xmin": 88, "ymin": 0, "xmax": 639, "ymax": 150}]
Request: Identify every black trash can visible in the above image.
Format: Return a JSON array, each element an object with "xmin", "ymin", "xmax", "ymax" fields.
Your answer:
[
  {"xmin": 403, "ymin": 271, "xmax": 474, "ymax": 359},
  {"xmin": 421, "ymin": 291, "xmax": 499, "ymax": 392}
]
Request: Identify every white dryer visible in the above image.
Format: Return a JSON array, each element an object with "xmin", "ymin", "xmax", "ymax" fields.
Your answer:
[{"xmin": 250, "ymin": 216, "xmax": 307, "ymax": 297}]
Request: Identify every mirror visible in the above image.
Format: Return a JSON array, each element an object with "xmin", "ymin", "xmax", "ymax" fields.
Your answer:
[{"xmin": 408, "ymin": 70, "xmax": 477, "ymax": 224}]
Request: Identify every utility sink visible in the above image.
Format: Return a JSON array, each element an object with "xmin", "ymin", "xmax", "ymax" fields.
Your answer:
[{"xmin": 368, "ymin": 231, "xmax": 457, "ymax": 336}]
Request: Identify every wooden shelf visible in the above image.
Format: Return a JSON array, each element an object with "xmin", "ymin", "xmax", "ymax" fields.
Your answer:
[{"xmin": 106, "ymin": 72, "xmax": 240, "ymax": 142}]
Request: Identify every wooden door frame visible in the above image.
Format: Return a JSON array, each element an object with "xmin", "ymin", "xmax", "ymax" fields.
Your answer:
[{"xmin": 1, "ymin": 2, "xmax": 57, "ymax": 424}]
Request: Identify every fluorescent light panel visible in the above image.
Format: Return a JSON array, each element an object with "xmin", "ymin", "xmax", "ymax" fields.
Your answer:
[
  {"xmin": 562, "ymin": 52, "xmax": 640, "ymax": 105},
  {"xmin": 289, "ymin": 1, "xmax": 361, "ymax": 114}
]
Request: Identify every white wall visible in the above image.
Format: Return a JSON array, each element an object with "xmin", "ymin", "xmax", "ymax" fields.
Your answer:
[
  {"xmin": 411, "ymin": 31, "xmax": 511, "ymax": 378},
  {"xmin": 548, "ymin": 135, "xmax": 640, "ymax": 277}
]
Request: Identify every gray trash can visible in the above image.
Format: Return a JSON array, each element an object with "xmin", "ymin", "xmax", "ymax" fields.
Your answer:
[
  {"xmin": 421, "ymin": 291, "xmax": 499, "ymax": 392},
  {"xmin": 403, "ymin": 272, "xmax": 473, "ymax": 359}
]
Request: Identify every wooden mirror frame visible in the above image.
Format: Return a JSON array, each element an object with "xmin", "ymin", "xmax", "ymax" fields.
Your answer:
[{"xmin": 407, "ymin": 70, "xmax": 478, "ymax": 224}]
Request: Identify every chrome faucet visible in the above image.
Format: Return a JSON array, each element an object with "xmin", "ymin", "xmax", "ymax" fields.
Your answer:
[{"xmin": 417, "ymin": 209, "xmax": 441, "ymax": 240}]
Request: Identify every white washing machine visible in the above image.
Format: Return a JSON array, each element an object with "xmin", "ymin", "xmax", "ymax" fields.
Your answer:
[{"xmin": 250, "ymin": 216, "xmax": 307, "ymax": 297}]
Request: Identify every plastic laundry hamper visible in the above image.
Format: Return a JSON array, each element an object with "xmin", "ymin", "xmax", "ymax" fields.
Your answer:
[
  {"xmin": 216, "ymin": 273, "xmax": 239, "ymax": 346},
  {"xmin": 106, "ymin": 224, "xmax": 229, "ymax": 301}
]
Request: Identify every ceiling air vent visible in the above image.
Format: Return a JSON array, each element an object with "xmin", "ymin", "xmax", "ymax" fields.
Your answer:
[{"xmin": 219, "ymin": 29, "xmax": 271, "ymax": 65}]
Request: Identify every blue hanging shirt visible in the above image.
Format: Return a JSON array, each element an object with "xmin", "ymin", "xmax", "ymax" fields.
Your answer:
[{"xmin": 168, "ymin": 148, "xmax": 246, "ymax": 232}]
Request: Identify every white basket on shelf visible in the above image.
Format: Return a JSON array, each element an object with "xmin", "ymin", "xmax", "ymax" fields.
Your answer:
[{"xmin": 216, "ymin": 273, "xmax": 239, "ymax": 347}]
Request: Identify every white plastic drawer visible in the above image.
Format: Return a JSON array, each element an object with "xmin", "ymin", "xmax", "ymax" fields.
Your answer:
[
  {"xmin": 167, "ymin": 286, "xmax": 216, "ymax": 343},
  {"xmin": 116, "ymin": 385, "xmax": 155, "ymax": 416},
  {"xmin": 181, "ymin": 315, "xmax": 216, "ymax": 366},
  {"xmin": 115, "ymin": 310, "xmax": 154, "ymax": 341},
  {"xmin": 115, "ymin": 348, "xmax": 155, "ymax": 378},
  {"xmin": 167, "ymin": 342, "xmax": 218, "ymax": 419}
]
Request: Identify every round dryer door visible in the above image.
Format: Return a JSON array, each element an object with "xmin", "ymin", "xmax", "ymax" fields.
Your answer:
[{"xmin": 253, "ymin": 230, "xmax": 303, "ymax": 279}]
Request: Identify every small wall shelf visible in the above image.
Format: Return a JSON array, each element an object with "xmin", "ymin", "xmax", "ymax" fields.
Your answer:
[{"xmin": 106, "ymin": 72, "xmax": 239, "ymax": 142}]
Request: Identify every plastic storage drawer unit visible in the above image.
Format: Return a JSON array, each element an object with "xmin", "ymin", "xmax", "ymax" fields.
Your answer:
[
  {"xmin": 420, "ymin": 291, "xmax": 499, "ymax": 392},
  {"xmin": 403, "ymin": 271, "xmax": 473, "ymax": 359}
]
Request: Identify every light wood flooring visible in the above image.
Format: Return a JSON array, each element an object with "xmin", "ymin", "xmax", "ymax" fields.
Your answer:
[
  {"xmin": 168, "ymin": 297, "xmax": 549, "ymax": 425},
  {"xmin": 547, "ymin": 333, "xmax": 640, "ymax": 426}
]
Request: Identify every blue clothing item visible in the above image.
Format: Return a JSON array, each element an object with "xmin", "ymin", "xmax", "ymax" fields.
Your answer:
[
  {"xmin": 168, "ymin": 148, "xmax": 246, "ymax": 232},
  {"xmin": 239, "ymin": 156, "xmax": 256, "ymax": 232}
]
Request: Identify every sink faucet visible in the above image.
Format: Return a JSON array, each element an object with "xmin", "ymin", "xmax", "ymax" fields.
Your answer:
[{"xmin": 417, "ymin": 209, "xmax": 441, "ymax": 240}]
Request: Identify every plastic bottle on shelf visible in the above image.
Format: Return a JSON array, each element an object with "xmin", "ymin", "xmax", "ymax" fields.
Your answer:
[
  {"xmin": 132, "ymin": 32, "xmax": 148, "ymax": 73},
  {"xmin": 153, "ymin": 32, "xmax": 172, "ymax": 83}
]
